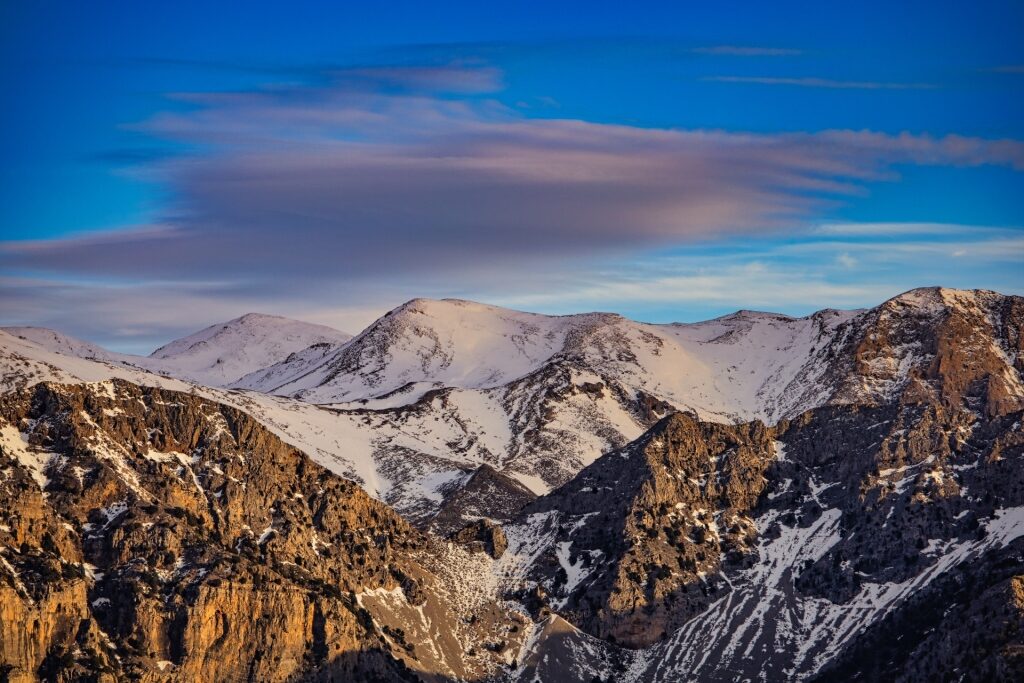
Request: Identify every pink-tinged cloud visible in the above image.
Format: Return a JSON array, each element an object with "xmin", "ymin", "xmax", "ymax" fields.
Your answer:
[
  {"xmin": 692, "ymin": 46, "xmax": 802, "ymax": 56},
  {"xmin": 3, "ymin": 65, "xmax": 1023, "ymax": 288}
]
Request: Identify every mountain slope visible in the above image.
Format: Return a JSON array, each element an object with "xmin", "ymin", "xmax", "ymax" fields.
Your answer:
[
  {"xmin": 3, "ymin": 288, "xmax": 1022, "ymax": 526},
  {"xmin": 1, "ymin": 327, "xmax": 127, "ymax": 364},
  {"xmin": 0, "ymin": 380, "xmax": 528, "ymax": 682},
  {"xmin": 232, "ymin": 298, "xmax": 580, "ymax": 401},
  {"xmin": 504, "ymin": 413, "xmax": 776, "ymax": 647},
  {"xmin": 3, "ymin": 313, "xmax": 352, "ymax": 389},
  {"xmin": 148, "ymin": 312, "xmax": 352, "ymax": 386},
  {"xmin": 234, "ymin": 297, "xmax": 859, "ymax": 422},
  {"xmin": 497, "ymin": 401, "xmax": 1024, "ymax": 680}
]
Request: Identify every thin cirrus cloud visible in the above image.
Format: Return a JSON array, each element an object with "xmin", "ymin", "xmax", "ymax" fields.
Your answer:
[
  {"xmin": 2, "ymin": 63, "xmax": 1024, "ymax": 347},
  {"xmin": 704, "ymin": 75, "xmax": 937, "ymax": 89},
  {"xmin": 691, "ymin": 45, "xmax": 802, "ymax": 56},
  {"xmin": 492, "ymin": 226, "xmax": 1024, "ymax": 319}
]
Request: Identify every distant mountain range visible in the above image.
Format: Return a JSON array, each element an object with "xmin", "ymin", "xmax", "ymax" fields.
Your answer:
[
  {"xmin": 0, "ymin": 287, "xmax": 1022, "ymax": 681},
  {"xmin": 4, "ymin": 312, "xmax": 352, "ymax": 387}
]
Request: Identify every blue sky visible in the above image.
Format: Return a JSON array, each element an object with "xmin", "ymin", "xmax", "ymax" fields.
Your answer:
[{"xmin": 1, "ymin": 1, "xmax": 1023, "ymax": 352}]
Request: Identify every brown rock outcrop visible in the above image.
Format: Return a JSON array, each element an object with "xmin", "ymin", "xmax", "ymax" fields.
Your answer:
[
  {"xmin": 518, "ymin": 413, "xmax": 776, "ymax": 647},
  {"xmin": 0, "ymin": 380, "xmax": 511, "ymax": 682}
]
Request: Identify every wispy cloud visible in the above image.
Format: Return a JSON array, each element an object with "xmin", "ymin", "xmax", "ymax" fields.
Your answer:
[
  {"xmin": 986, "ymin": 64, "xmax": 1024, "ymax": 74},
  {"xmin": 7, "ymin": 119, "xmax": 1021, "ymax": 286},
  {"xmin": 704, "ymin": 75, "xmax": 938, "ymax": 89},
  {"xmin": 5, "ymin": 65, "xmax": 1021, "ymax": 285},
  {"xmin": 497, "ymin": 265, "xmax": 897, "ymax": 314},
  {"xmin": 497, "ymin": 224, "xmax": 1024, "ymax": 319},
  {"xmin": 812, "ymin": 222, "xmax": 1022, "ymax": 237},
  {"xmin": 691, "ymin": 46, "xmax": 801, "ymax": 56}
]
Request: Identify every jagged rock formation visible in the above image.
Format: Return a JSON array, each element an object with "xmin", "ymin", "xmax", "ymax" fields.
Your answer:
[
  {"xmin": 504, "ymin": 413, "xmax": 775, "ymax": 648},
  {"xmin": 429, "ymin": 464, "xmax": 536, "ymax": 537},
  {"xmin": 496, "ymin": 352, "xmax": 1024, "ymax": 679},
  {"xmin": 0, "ymin": 381, "xmax": 518, "ymax": 682}
]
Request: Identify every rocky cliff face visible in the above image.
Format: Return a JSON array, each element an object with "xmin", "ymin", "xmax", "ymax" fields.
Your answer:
[
  {"xmin": 495, "ymin": 405, "xmax": 1024, "ymax": 681},
  {"xmin": 501, "ymin": 413, "xmax": 775, "ymax": 648},
  {"xmin": 822, "ymin": 287, "xmax": 1024, "ymax": 418},
  {"xmin": 0, "ymin": 381, "xmax": 518, "ymax": 682}
]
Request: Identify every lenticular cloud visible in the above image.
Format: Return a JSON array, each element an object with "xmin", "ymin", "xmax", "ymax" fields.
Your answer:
[{"xmin": 4, "ymin": 65, "xmax": 1024, "ymax": 285}]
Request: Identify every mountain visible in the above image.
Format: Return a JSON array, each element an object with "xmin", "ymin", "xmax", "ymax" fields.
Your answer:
[
  {"xmin": 0, "ymin": 380, "xmax": 525, "ymax": 682},
  {"xmin": 497, "ymin": 402, "xmax": 1024, "ymax": 681},
  {"xmin": 1, "ymin": 327, "xmax": 126, "ymax": 364},
  {"xmin": 503, "ymin": 412, "xmax": 777, "ymax": 647},
  {"xmin": 149, "ymin": 312, "xmax": 352, "ymax": 386},
  {"xmin": 243, "ymin": 288, "xmax": 1023, "ymax": 420},
  {"xmin": 1, "ymin": 286, "xmax": 1023, "ymax": 681},
  {"xmin": 3, "ymin": 288, "xmax": 1023, "ymax": 524},
  {"xmin": 1, "ymin": 376, "xmax": 1020, "ymax": 681},
  {"xmin": 231, "ymin": 287, "xmax": 1024, "ymax": 522},
  {"xmin": 232, "ymin": 297, "xmax": 859, "ymax": 421},
  {"xmin": 227, "ymin": 297, "xmax": 861, "ymax": 516},
  {"xmin": 3, "ymin": 313, "xmax": 352, "ymax": 388}
]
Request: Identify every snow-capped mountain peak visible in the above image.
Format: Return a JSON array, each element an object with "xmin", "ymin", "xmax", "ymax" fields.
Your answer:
[
  {"xmin": 234, "ymin": 297, "xmax": 589, "ymax": 402},
  {"xmin": 4, "ymin": 313, "xmax": 352, "ymax": 389},
  {"xmin": 144, "ymin": 312, "xmax": 352, "ymax": 386},
  {"xmin": 0, "ymin": 326, "xmax": 124, "ymax": 363}
]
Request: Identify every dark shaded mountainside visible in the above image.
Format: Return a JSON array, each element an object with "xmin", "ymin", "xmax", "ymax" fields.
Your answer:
[
  {"xmin": 507, "ymin": 406, "xmax": 1024, "ymax": 682},
  {"xmin": 0, "ymin": 287, "xmax": 1023, "ymax": 682}
]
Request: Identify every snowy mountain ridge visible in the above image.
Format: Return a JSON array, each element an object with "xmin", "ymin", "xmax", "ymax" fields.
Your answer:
[
  {"xmin": 2, "ymin": 286, "xmax": 1022, "ymax": 521},
  {"xmin": 2, "ymin": 312, "xmax": 351, "ymax": 388},
  {"xmin": 1, "ymin": 326, "xmax": 126, "ymax": 364},
  {"xmin": 5, "ymin": 287, "xmax": 1024, "ymax": 511},
  {"xmin": 147, "ymin": 311, "xmax": 352, "ymax": 386},
  {"xmin": 232, "ymin": 296, "xmax": 861, "ymax": 423}
]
